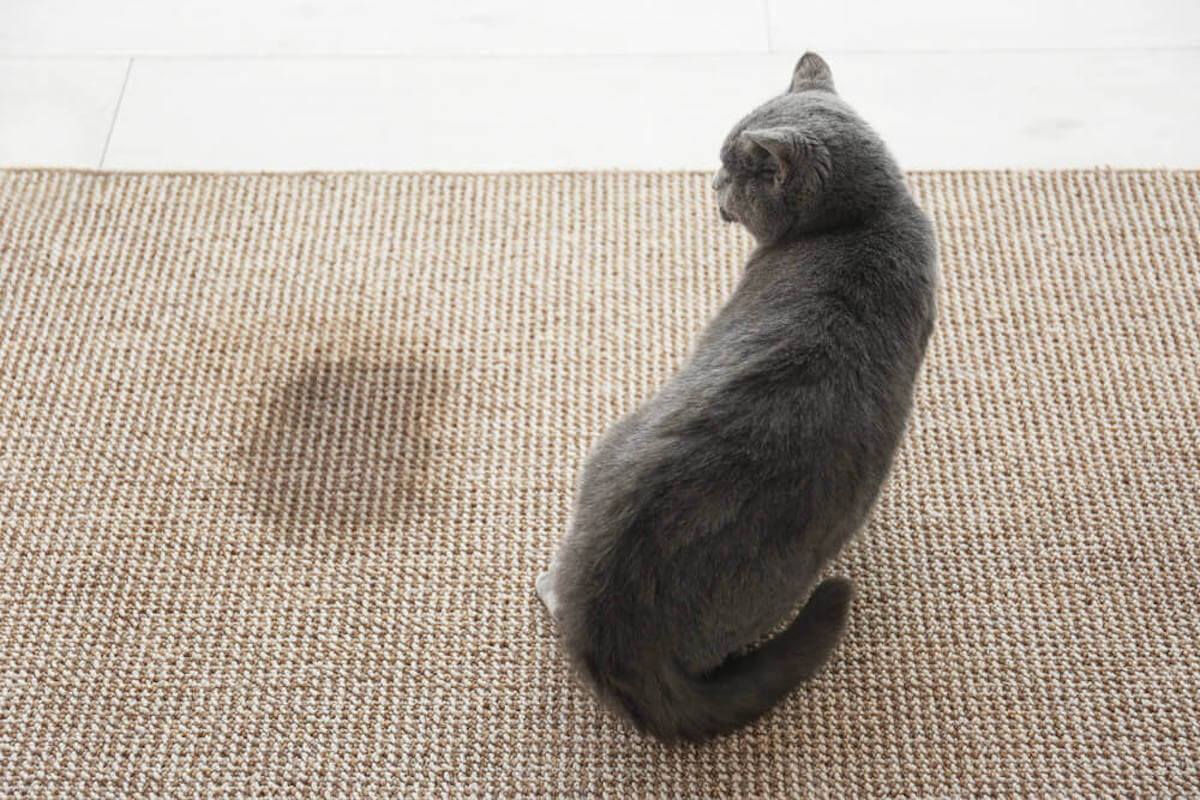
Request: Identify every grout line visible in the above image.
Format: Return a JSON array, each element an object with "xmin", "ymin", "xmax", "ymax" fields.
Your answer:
[
  {"xmin": 762, "ymin": 0, "xmax": 774, "ymax": 52},
  {"xmin": 99, "ymin": 58, "xmax": 133, "ymax": 168},
  {"xmin": 3, "ymin": 166, "xmax": 1191, "ymax": 177},
  {"xmin": 0, "ymin": 50, "xmax": 771, "ymax": 60},
  {"xmin": 1, "ymin": 45, "xmax": 1200, "ymax": 60}
]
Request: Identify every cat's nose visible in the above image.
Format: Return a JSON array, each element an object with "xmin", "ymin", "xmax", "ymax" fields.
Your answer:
[{"xmin": 712, "ymin": 169, "xmax": 725, "ymax": 190}]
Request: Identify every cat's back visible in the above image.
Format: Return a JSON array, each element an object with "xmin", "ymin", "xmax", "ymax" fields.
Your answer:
[{"xmin": 721, "ymin": 196, "xmax": 936, "ymax": 390}]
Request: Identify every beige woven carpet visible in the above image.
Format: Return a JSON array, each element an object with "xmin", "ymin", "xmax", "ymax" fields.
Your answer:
[{"xmin": 1, "ymin": 169, "xmax": 1197, "ymax": 798}]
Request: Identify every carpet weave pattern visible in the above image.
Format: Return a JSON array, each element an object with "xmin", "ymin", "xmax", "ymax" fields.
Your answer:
[{"xmin": 1, "ymin": 169, "xmax": 1197, "ymax": 798}]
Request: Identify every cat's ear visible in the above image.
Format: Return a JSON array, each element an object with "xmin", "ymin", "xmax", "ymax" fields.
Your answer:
[
  {"xmin": 790, "ymin": 51, "xmax": 836, "ymax": 94},
  {"xmin": 740, "ymin": 128, "xmax": 831, "ymax": 191},
  {"xmin": 741, "ymin": 129, "xmax": 796, "ymax": 184}
]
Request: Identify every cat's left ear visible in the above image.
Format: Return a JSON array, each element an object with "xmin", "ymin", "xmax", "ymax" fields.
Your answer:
[{"xmin": 740, "ymin": 128, "xmax": 831, "ymax": 190}]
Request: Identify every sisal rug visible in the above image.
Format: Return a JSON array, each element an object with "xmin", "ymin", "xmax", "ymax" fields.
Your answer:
[{"xmin": 0, "ymin": 169, "xmax": 1197, "ymax": 798}]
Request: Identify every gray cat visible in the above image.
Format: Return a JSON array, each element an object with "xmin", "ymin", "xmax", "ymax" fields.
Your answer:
[{"xmin": 537, "ymin": 52, "xmax": 938, "ymax": 741}]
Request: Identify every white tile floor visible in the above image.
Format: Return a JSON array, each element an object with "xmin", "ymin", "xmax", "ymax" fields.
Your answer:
[{"xmin": 2, "ymin": 1, "xmax": 1198, "ymax": 171}]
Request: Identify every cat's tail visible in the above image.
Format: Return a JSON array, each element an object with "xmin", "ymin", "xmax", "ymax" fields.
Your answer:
[{"xmin": 609, "ymin": 577, "xmax": 854, "ymax": 741}]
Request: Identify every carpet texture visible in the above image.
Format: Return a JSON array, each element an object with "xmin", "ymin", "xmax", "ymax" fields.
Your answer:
[{"xmin": 1, "ymin": 169, "xmax": 1197, "ymax": 798}]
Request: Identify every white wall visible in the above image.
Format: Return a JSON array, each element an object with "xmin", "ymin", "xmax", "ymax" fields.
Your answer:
[{"xmin": 2, "ymin": 0, "xmax": 1197, "ymax": 169}]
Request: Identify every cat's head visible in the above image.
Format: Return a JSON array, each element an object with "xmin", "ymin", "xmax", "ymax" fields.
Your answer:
[{"xmin": 713, "ymin": 52, "xmax": 904, "ymax": 244}]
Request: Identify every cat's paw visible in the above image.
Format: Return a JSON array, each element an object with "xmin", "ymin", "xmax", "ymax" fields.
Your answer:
[{"xmin": 535, "ymin": 570, "xmax": 560, "ymax": 620}]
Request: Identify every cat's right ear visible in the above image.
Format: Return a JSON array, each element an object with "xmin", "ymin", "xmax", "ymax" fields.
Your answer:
[{"xmin": 790, "ymin": 52, "xmax": 836, "ymax": 94}]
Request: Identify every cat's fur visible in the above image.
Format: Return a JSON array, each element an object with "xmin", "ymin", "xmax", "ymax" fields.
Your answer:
[{"xmin": 537, "ymin": 52, "xmax": 938, "ymax": 741}]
